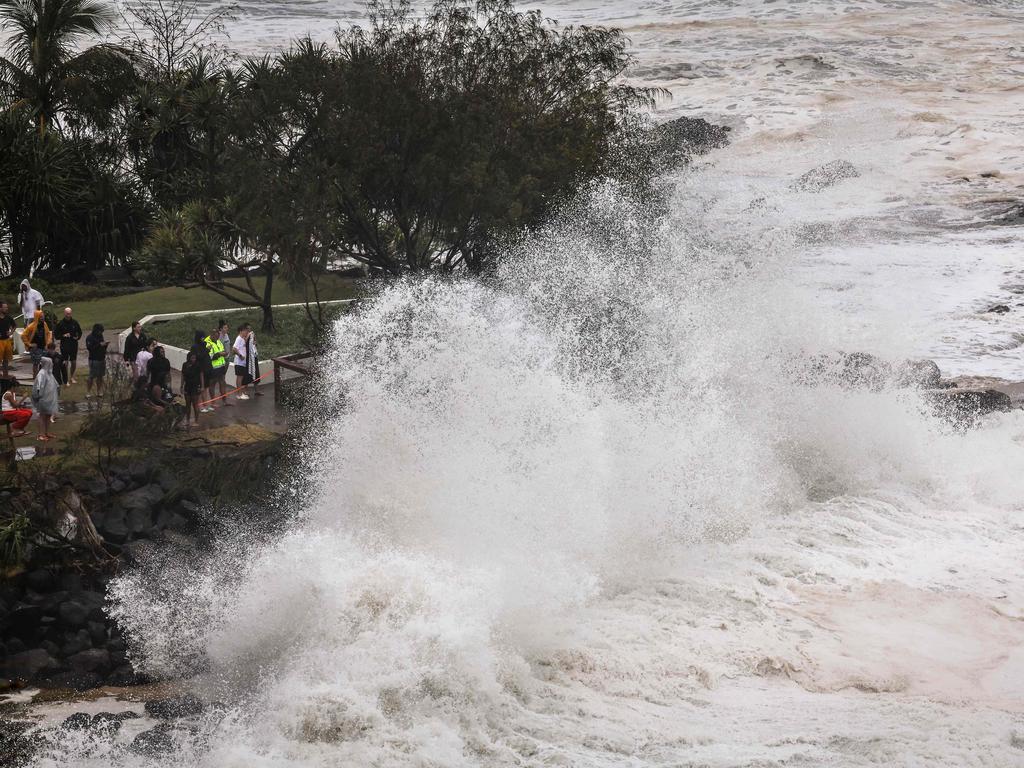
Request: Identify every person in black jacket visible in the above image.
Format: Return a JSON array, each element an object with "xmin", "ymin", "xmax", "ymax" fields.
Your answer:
[
  {"xmin": 148, "ymin": 346, "xmax": 172, "ymax": 394},
  {"xmin": 122, "ymin": 321, "xmax": 148, "ymax": 381},
  {"xmin": 85, "ymin": 324, "xmax": 109, "ymax": 398},
  {"xmin": 54, "ymin": 307, "xmax": 83, "ymax": 384}
]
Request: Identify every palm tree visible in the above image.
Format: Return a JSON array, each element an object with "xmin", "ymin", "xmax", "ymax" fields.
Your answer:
[{"xmin": 0, "ymin": 0, "xmax": 128, "ymax": 135}]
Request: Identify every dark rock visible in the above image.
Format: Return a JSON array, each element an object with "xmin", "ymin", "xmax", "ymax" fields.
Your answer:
[
  {"xmin": 126, "ymin": 506, "xmax": 154, "ymax": 534},
  {"xmin": 67, "ymin": 648, "xmax": 110, "ymax": 674},
  {"xmin": 91, "ymin": 711, "xmax": 136, "ymax": 735},
  {"xmin": 986, "ymin": 304, "xmax": 1011, "ymax": 314},
  {"xmin": 145, "ymin": 694, "xmax": 204, "ymax": 720},
  {"xmin": 25, "ymin": 569, "xmax": 54, "ymax": 593},
  {"xmin": 41, "ymin": 640, "xmax": 61, "ymax": 658},
  {"xmin": 648, "ymin": 116, "xmax": 731, "ymax": 170},
  {"xmin": 6, "ymin": 637, "xmax": 26, "ymax": 654},
  {"xmin": 155, "ymin": 468, "xmax": 179, "ymax": 492},
  {"xmin": 99, "ymin": 508, "xmax": 129, "ymax": 543},
  {"xmin": 0, "ymin": 719, "xmax": 39, "ymax": 766},
  {"xmin": 38, "ymin": 590, "xmax": 70, "ymax": 616},
  {"xmin": 840, "ymin": 352, "xmax": 891, "ymax": 389},
  {"xmin": 106, "ymin": 663, "xmax": 144, "ymax": 687},
  {"xmin": 57, "ymin": 591, "xmax": 104, "ymax": 627},
  {"xmin": 58, "ymin": 601, "xmax": 89, "ymax": 628},
  {"xmin": 928, "ymin": 388, "xmax": 1014, "ymax": 424},
  {"xmin": 178, "ymin": 499, "xmax": 200, "ymax": 517},
  {"xmin": 88, "ymin": 621, "xmax": 108, "ymax": 645},
  {"xmin": 131, "ymin": 723, "xmax": 177, "ymax": 756},
  {"xmin": 118, "ymin": 484, "xmax": 164, "ymax": 513},
  {"xmin": 0, "ymin": 649, "xmax": 60, "ymax": 680},
  {"xmin": 61, "ymin": 712, "xmax": 94, "ymax": 730},
  {"xmin": 62, "ymin": 629, "xmax": 92, "ymax": 656},
  {"xmin": 59, "ymin": 573, "xmax": 83, "ymax": 593},
  {"xmin": 4, "ymin": 604, "xmax": 42, "ymax": 636},
  {"xmin": 894, "ymin": 359, "xmax": 942, "ymax": 389},
  {"xmin": 791, "ymin": 160, "xmax": 860, "ymax": 192},
  {"xmin": 155, "ymin": 509, "xmax": 189, "ymax": 532}
]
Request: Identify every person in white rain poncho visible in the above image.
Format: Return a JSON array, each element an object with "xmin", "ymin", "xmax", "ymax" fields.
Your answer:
[
  {"xmin": 31, "ymin": 356, "xmax": 59, "ymax": 442},
  {"xmin": 18, "ymin": 279, "xmax": 44, "ymax": 322}
]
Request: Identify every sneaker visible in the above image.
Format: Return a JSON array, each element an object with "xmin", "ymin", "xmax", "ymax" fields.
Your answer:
[
  {"xmin": 200, "ymin": 407, "xmax": 213, "ymax": 414},
  {"xmin": 237, "ymin": 394, "xmax": 250, "ymax": 400}
]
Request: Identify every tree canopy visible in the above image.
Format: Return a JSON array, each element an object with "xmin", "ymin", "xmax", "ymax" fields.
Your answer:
[{"xmin": 1, "ymin": 0, "xmax": 674, "ymax": 328}]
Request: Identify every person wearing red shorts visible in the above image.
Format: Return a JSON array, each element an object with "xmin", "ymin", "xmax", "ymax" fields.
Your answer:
[{"xmin": 2, "ymin": 379, "xmax": 32, "ymax": 436}]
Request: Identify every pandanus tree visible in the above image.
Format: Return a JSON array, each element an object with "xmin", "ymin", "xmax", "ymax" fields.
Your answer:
[{"xmin": 0, "ymin": 0, "xmax": 132, "ymax": 135}]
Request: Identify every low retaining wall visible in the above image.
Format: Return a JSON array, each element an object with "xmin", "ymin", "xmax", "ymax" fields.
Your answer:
[{"xmin": 118, "ymin": 300, "xmax": 353, "ymax": 388}]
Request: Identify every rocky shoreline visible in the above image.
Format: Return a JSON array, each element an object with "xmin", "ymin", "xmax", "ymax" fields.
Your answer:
[{"xmin": 0, "ymin": 437, "xmax": 288, "ymax": 695}]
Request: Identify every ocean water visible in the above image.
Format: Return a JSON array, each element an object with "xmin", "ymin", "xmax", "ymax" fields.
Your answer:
[{"xmin": 29, "ymin": 1, "xmax": 1024, "ymax": 766}]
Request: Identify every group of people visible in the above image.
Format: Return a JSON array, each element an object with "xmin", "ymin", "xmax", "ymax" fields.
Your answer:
[
  {"xmin": 1, "ymin": 277, "xmax": 264, "ymax": 440},
  {"xmin": 121, "ymin": 317, "xmax": 262, "ymax": 428},
  {"xmin": 0, "ymin": 280, "xmax": 74, "ymax": 442},
  {"xmin": 0, "ymin": 280, "xmax": 109, "ymax": 441}
]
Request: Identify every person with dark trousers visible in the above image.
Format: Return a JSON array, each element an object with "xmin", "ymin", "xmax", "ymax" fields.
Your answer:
[
  {"xmin": 190, "ymin": 330, "xmax": 214, "ymax": 412},
  {"xmin": 86, "ymin": 324, "xmax": 109, "ymax": 398},
  {"xmin": 203, "ymin": 323, "xmax": 231, "ymax": 411},
  {"xmin": 46, "ymin": 342, "xmax": 67, "ymax": 386},
  {"xmin": 181, "ymin": 350, "xmax": 204, "ymax": 428},
  {"xmin": 54, "ymin": 307, "xmax": 82, "ymax": 384}
]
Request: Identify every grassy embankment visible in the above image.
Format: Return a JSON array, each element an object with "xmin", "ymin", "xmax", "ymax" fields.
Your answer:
[
  {"xmin": 68, "ymin": 276, "xmax": 360, "ymax": 358},
  {"xmin": 70, "ymin": 275, "xmax": 360, "ymax": 330}
]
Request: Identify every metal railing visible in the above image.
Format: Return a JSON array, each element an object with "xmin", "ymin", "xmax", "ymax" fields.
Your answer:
[{"xmin": 271, "ymin": 351, "xmax": 316, "ymax": 403}]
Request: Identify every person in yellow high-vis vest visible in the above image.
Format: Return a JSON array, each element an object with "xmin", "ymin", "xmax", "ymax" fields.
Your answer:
[{"xmin": 204, "ymin": 320, "xmax": 232, "ymax": 408}]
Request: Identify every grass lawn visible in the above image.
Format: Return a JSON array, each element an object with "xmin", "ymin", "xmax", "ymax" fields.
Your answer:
[
  {"xmin": 143, "ymin": 303, "xmax": 352, "ymax": 359},
  {"xmin": 69, "ymin": 276, "xmax": 361, "ymax": 331}
]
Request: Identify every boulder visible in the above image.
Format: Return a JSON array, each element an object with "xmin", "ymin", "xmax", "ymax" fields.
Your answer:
[
  {"xmin": 986, "ymin": 304, "xmax": 1011, "ymax": 314},
  {"xmin": 5, "ymin": 604, "xmax": 43, "ymax": 637},
  {"xmin": 106, "ymin": 663, "xmax": 145, "ymax": 687},
  {"xmin": 61, "ymin": 629, "xmax": 92, "ymax": 656},
  {"xmin": 0, "ymin": 719, "xmax": 40, "ymax": 766},
  {"xmin": 61, "ymin": 712, "xmax": 93, "ymax": 731},
  {"xmin": 131, "ymin": 723, "xmax": 177, "ymax": 756},
  {"xmin": 126, "ymin": 506, "xmax": 155, "ymax": 535},
  {"xmin": 25, "ymin": 569, "xmax": 55, "ymax": 593},
  {"xmin": 118, "ymin": 484, "xmax": 164, "ymax": 513},
  {"xmin": 839, "ymin": 352, "xmax": 891, "ymax": 389},
  {"xmin": 88, "ymin": 621, "xmax": 108, "ymax": 645},
  {"xmin": 791, "ymin": 160, "xmax": 860, "ymax": 192},
  {"xmin": 57, "ymin": 601, "xmax": 89, "ymax": 628},
  {"xmin": 894, "ymin": 359, "xmax": 942, "ymax": 389},
  {"xmin": 928, "ymin": 388, "xmax": 1014, "ymax": 423},
  {"xmin": 0, "ymin": 649, "xmax": 60, "ymax": 680},
  {"xmin": 98, "ymin": 508, "xmax": 129, "ymax": 544},
  {"xmin": 67, "ymin": 648, "xmax": 111, "ymax": 674}
]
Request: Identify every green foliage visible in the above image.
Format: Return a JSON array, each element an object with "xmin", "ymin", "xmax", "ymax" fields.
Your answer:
[
  {"xmin": 1, "ymin": 0, "xmax": 668, "ymax": 305},
  {"xmin": 228, "ymin": 0, "xmax": 656, "ymax": 276},
  {"xmin": 0, "ymin": 511, "xmax": 30, "ymax": 568},
  {"xmin": 0, "ymin": 0, "xmax": 133, "ymax": 135}
]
